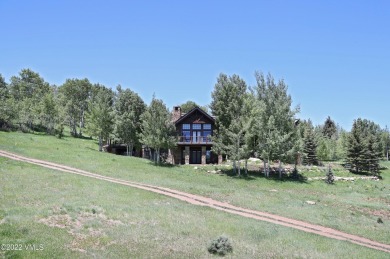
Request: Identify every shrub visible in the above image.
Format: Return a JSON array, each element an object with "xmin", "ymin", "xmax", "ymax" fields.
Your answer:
[
  {"xmin": 326, "ymin": 165, "xmax": 334, "ymax": 184},
  {"xmin": 207, "ymin": 235, "xmax": 233, "ymax": 256},
  {"xmin": 56, "ymin": 124, "xmax": 64, "ymax": 139}
]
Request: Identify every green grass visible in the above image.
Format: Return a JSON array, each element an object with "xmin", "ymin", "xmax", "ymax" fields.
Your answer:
[{"xmin": 1, "ymin": 131, "xmax": 389, "ymax": 258}]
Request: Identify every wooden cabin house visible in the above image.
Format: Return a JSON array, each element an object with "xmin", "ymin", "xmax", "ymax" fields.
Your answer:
[{"xmin": 167, "ymin": 106, "xmax": 222, "ymax": 165}]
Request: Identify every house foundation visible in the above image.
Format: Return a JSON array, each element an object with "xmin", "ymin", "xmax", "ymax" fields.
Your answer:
[
  {"xmin": 185, "ymin": 146, "xmax": 190, "ymax": 164},
  {"xmin": 201, "ymin": 146, "xmax": 206, "ymax": 165}
]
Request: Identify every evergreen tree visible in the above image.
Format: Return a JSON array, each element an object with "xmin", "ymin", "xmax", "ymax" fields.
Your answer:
[
  {"xmin": 346, "ymin": 118, "xmax": 382, "ymax": 174},
  {"xmin": 85, "ymin": 85, "xmax": 115, "ymax": 151},
  {"xmin": 346, "ymin": 120, "xmax": 364, "ymax": 173},
  {"xmin": 322, "ymin": 116, "xmax": 337, "ymax": 138},
  {"xmin": 363, "ymin": 134, "xmax": 382, "ymax": 174},
  {"xmin": 303, "ymin": 122, "xmax": 319, "ymax": 165},
  {"xmin": 139, "ymin": 96, "xmax": 176, "ymax": 164},
  {"xmin": 115, "ymin": 85, "xmax": 146, "ymax": 156}
]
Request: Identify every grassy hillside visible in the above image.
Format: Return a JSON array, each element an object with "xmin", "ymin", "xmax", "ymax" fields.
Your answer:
[{"xmin": 1, "ymin": 131, "xmax": 389, "ymax": 258}]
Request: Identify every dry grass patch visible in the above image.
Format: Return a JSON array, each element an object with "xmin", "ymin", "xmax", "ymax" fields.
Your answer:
[{"xmin": 38, "ymin": 205, "xmax": 123, "ymax": 252}]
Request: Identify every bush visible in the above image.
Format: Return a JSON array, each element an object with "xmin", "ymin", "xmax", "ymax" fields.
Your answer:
[
  {"xmin": 207, "ymin": 235, "xmax": 233, "ymax": 256},
  {"xmin": 56, "ymin": 124, "xmax": 64, "ymax": 139},
  {"xmin": 326, "ymin": 165, "xmax": 334, "ymax": 184}
]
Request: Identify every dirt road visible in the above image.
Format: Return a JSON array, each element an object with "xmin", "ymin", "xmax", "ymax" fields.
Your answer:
[{"xmin": 1, "ymin": 150, "xmax": 389, "ymax": 253}]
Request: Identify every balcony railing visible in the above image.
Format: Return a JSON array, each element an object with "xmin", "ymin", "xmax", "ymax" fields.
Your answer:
[{"xmin": 177, "ymin": 136, "xmax": 213, "ymax": 144}]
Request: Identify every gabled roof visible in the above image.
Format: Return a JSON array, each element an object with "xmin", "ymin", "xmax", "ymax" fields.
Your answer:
[{"xmin": 174, "ymin": 106, "xmax": 215, "ymax": 125}]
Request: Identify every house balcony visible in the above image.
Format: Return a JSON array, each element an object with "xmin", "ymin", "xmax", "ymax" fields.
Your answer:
[{"xmin": 177, "ymin": 136, "xmax": 213, "ymax": 145}]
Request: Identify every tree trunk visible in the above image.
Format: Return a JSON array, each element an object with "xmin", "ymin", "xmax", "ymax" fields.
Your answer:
[
  {"xmin": 79, "ymin": 114, "xmax": 83, "ymax": 137},
  {"xmin": 129, "ymin": 143, "xmax": 133, "ymax": 156},
  {"xmin": 81, "ymin": 110, "xmax": 85, "ymax": 128},
  {"xmin": 263, "ymin": 160, "xmax": 267, "ymax": 177},
  {"xmin": 233, "ymin": 160, "xmax": 236, "ymax": 174},
  {"xmin": 278, "ymin": 160, "xmax": 282, "ymax": 179},
  {"xmin": 245, "ymin": 159, "xmax": 248, "ymax": 176},
  {"xmin": 237, "ymin": 161, "xmax": 241, "ymax": 176},
  {"xmin": 98, "ymin": 136, "xmax": 102, "ymax": 152},
  {"xmin": 126, "ymin": 144, "xmax": 129, "ymax": 156},
  {"xmin": 156, "ymin": 149, "xmax": 160, "ymax": 164},
  {"xmin": 71, "ymin": 118, "xmax": 77, "ymax": 137},
  {"xmin": 267, "ymin": 159, "xmax": 270, "ymax": 178}
]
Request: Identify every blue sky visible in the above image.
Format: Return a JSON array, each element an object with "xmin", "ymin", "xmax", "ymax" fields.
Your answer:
[{"xmin": 0, "ymin": 0, "xmax": 389, "ymax": 130}]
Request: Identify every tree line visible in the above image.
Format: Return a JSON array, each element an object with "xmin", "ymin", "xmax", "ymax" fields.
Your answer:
[
  {"xmin": 0, "ymin": 69, "xmax": 175, "ymax": 163},
  {"xmin": 210, "ymin": 72, "xmax": 389, "ymax": 176},
  {"xmin": 1, "ymin": 69, "xmax": 389, "ymax": 174}
]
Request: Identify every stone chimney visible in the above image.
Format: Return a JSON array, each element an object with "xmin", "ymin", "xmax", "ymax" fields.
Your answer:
[{"xmin": 172, "ymin": 106, "xmax": 181, "ymax": 122}]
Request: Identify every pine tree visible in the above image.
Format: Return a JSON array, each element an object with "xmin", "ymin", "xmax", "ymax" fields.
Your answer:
[
  {"xmin": 322, "ymin": 116, "xmax": 337, "ymax": 138},
  {"xmin": 346, "ymin": 118, "xmax": 382, "ymax": 174},
  {"xmin": 363, "ymin": 133, "xmax": 381, "ymax": 175},
  {"xmin": 346, "ymin": 120, "xmax": 364, "ymax": 173},
  {"xmin": 303, "ymin": 123, "xmax": 319, "ymax": 165}
]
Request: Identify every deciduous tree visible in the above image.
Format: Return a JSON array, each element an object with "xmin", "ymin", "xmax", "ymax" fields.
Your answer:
[
  {"xmin": 115, "ymin": 85, "xmax": 146, "ymax": 156},
  {"xmin": 139, "ymin": 96, "xmax": 176, "ymax": 164},
  {"xmin": 58, "ymin": 78, "xmax": 92, "ymax": 137},
  {"xmin": 179, "ymin": 100, "xmax": 208, "ymax": 113},
  {"xmin": 8, "ymin": 69, "xmax": 50, "ymax": 130},
  {"xmin": 85, "ymin": 85, "xmax": 115, "ymax": 151},
  {"xmin": 0, "ymin": 74, "xmax": 14, "ymax": 127},
  {"xmin": 251, "ymin": 72, "xmax": 299, "ymax": 177},
  {"xmin": 210, "ymin": 73, "xmax": 248, "ymax": 175}
]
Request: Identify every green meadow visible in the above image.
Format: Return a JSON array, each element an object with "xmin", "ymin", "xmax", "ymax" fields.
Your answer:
[{"xmin": 0, "ymin": 131, "xmax": 389, "ymax": 258}]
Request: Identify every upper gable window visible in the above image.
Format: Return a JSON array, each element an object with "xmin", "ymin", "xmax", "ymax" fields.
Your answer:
[
  {"xmin": 182, "ymin": 124, "xmax": 190, "ymax": 130},
  {"xmin": 203, "ymin": 124, "xmax": 211, "ymax": 130},
  {"xmin": 192, "ymin": 124, "xmax": 201, "ymax": 130}
]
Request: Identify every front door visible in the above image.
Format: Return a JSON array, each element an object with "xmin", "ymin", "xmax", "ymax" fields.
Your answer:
[{"xmin": 190, "ymin": 148, "xmax": 201, "ymax": 164}]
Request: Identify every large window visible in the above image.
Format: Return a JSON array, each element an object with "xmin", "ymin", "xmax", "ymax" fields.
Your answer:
[
  {"xmin": 182, "ymin": 124, "xmax": 191, "ymax": 142},
  {"xmin": 182, "ymin": 130, "xmax": 190, "ymax": 142},
  {"xmin": 180, "ymin": 123, "xmax": 213, "ymax": 143},
  {"xmin": 192, "ymin": 124, "xmax": 201, "ymax": 130}
]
